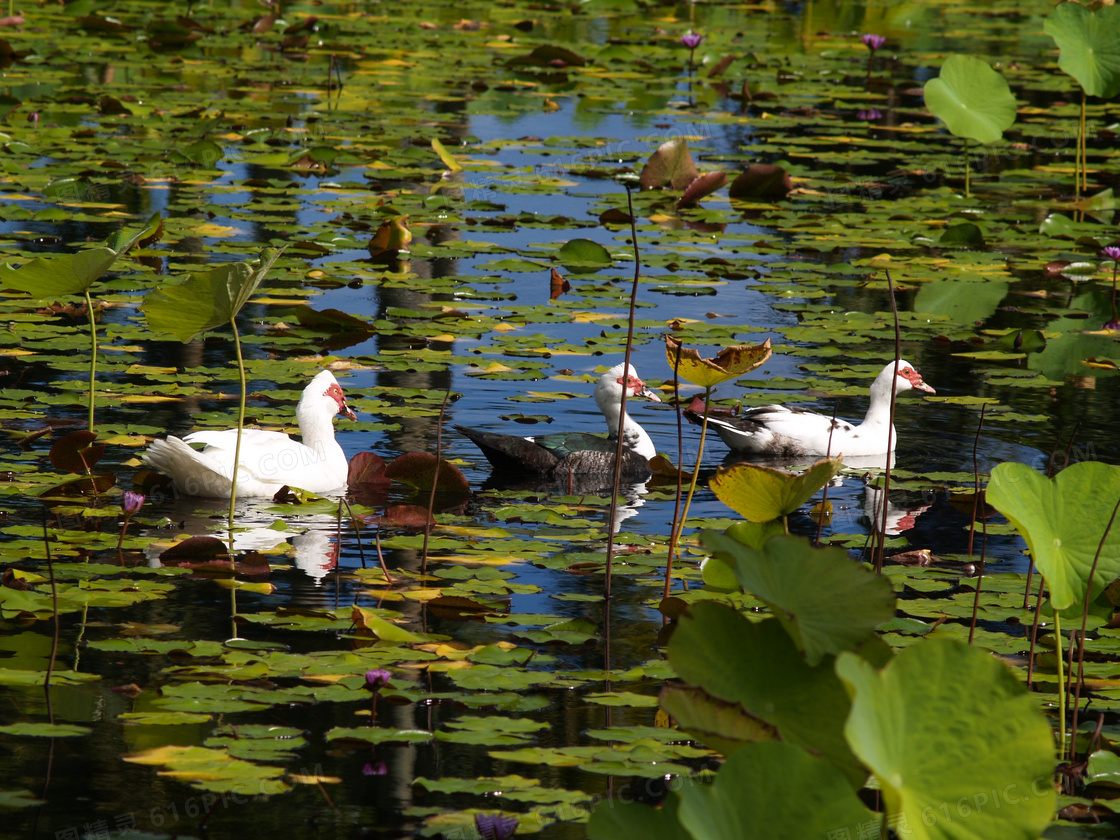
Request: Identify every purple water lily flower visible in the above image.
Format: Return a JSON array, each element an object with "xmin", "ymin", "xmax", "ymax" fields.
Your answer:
[
  {"xmin": 680, "ymin": 30, "xmax": 704, "ymax": 50},
  {"xmin": 858, "ymin": 108, "xmax": 883, "ymax": 121},
  {"xmin": 1103, "ymin": 246, "xmax": 1120, "ymax": 325},
  {"xmin": 364, "ymin": 669, "xmax": 392, "ymax": 691},
  {"xmin": 475, "ymin": 813, "xmax": 519, "ymax": 840},
  {"xmin": 121, "ymin": 490, "xmax": 145, "ymax": 518},
  {"xmin": 116, "ymin": 490, "xmax": 146, "ymax": 554},
  {"xmin": 860, "ymin": 33, "xmax": 886, "ymax": 51},
  {"xmin": 362, "ymin": 760, "xmax": 387, "ymax": 776}
]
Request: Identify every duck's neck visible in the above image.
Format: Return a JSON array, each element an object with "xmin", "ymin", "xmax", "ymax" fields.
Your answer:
[
  {"xmin": 296, "ymin": 400, "xmax": 339, "ymax": 453},
  {"xmin": 860, "ymin": 369, "xmax": 898, "ymax": 432},
  {"xmin": 600, "ymin": 393, "xmax": 656, "ymax": 460}
]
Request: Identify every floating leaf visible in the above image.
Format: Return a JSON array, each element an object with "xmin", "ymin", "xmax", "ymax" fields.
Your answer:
[
  {"xmin": 913, "ymin": 279, "xmax": 1008, "ymax": 324},
  {"xmin": 557, "ymin": 238, "xmax": 613, "ymax": 269},
  {"xmin": 938, "ymin": 222, "xmax": 985, "ymax": 247},
  {"xmin": 431, "ymin": 137, "xmax": 462, "ymax": 172}
]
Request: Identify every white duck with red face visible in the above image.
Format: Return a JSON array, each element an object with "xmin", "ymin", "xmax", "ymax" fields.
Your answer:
[
  {"xmin": 692, "ymin": 360, "xmax": 935, "ymax": 458},
  {"xmin": 144, "ymin": 369, "xmax": 357, "ymax": 498}
]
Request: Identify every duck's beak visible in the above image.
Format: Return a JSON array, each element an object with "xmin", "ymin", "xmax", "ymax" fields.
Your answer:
[
  {"xmin": 901, "ymin": 367, "xmax": 936, "ymax": 395},
  {"xmin": 640, "ymin": 385, "xmax": 663, "ymax": 403}
]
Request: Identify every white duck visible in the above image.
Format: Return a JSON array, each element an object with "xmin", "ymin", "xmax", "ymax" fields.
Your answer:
[
  {"xmin": 687, "ymin": 360, "xmax": 934, "ymax": 458},
  {"xmin": 144, "ymin": 369, "xmax": 357, "ymax": 498},
  {"xmin": 455, "ymin": 362, "xmax": 662, "ymax": 479}
]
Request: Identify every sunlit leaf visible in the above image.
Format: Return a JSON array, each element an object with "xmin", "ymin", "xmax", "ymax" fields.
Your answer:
[
  {"xmin": 665, "ymin": 334, "xmax": 771, "ymax": 388},
  {"xmin": 710, "ymin": 458, "xmax": 843, "ymax": 522},
  {"xmin": 142, "ymin": 248, "xmax": 284, "ymax": 343},
  {"xmin": 668, "ymin": 606, "xmax": 866, "ymax": 786},
  {"xmin": 838, "ymin": 637, "xmax": 1056, "ymax": 840},
  {"xmin": 924, "ymin": 54, "xmax": 1017, "ymax": 144},
  {"xmin": 701, "ymin": 532, "xmax": 896, "ymax": 664},
  {"xmin": 1044, "ymin": 2, "xmax": 1120, "ymax": 98},
  {"xmin": 986, "ymin": 461, "xmax": 1120, "ymax": 611},
  {"xmin": 639, "ymin": 138, "xmax": 698, "ymax": 191}
]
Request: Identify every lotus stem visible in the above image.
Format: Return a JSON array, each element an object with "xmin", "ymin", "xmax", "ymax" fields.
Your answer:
[
  {"xmin": 604, "ymin": 182, "xmax": 643, "ymax": 599},
  {"xmin": 1070, "ymin": 494, "xmax": 1120, "ymax": 762},
  {"xmin": 1079, "ymin": 89, "xmax": 1087, "ymax": 198},
  {"xmin": 1054, "ymin": 611, "xmax": 1068, "ymax": 757},
  {"xmin": 670, "ymin": 384, "xmax": 714, "ymax": 573},
  {"xmin": 84, "ymin": 289, "xmax": 97, "ymax": 433},
  {"xmin": 228, "ymin": 317, "xmax": 247, "ymax": 551}
]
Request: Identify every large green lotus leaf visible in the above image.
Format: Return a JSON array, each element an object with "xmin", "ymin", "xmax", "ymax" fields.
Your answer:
[
  {"xmin": 0, "ymin": 212, "xmax": 160, "ymax": 299},
  {"xmin": 701, "ymin": 532, "xmax": 896, "ymax": 665},
  {"xmin": 659, "ymin": 682, "xmax": 776, "ymax": 755},
  {"xmin": 1044, "ymin": 1, "xmax": 1120, "ymax": 98},
  {"xmin": 668, "ymin": 605, "xmax": 865, "ymax": 787},
  {"xmin": 588, "ymin": 788, "xmax": 691, "ymax": 840},
  {"xmin": 143, "ymin": 248, "xmax": 283, "ymax": 343},
  {"xmin": 986, "ymin": 461, "xmax": 1120, "ymax": 611},
  {"xmin": 923, "ymin": 55, "xmax": 1017, "ymax": 145},
  {"xmin": 913, "ymin": 279, "xmax": 1008, "ymax": 325},
  {"xmin": 0, "ymin": 247, "xmax": 117, "ymax": 298},
  {"xmin": 710, "ymin": 458, "xmax": 842, "ymax": 522},
  {"xmin": 837, "ymin": 637, "xmax": 1056, "ymax": 840},
  {"xmin": 677, "ymin": 741, "xmax": 874, "ymax": 840}
]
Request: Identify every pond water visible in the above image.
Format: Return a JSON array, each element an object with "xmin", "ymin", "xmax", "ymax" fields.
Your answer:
[{"xmin": 2, "ymin": 0, "xmax": 1120, "ymax": 838}]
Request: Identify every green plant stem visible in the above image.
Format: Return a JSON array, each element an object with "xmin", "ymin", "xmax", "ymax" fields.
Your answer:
[
  {"xmin": 1070, "ymin": 494, "xmax": 1120, "ymax": 762},
  {"xmin": 227, "ymin": 318, "xmax": 247, "ymax": 641},
  {"xmin": 1079, "ymin": 89, "xmax": 1087, "ymax": 198},
  {"xmin": 669, "ymin": 385, "xmax": 713, "ymax": 562},
  {"xmin": 963, "ymin": 137, "xmax": 970, "ymax": 198},
  {"xmin": 604, "ymin": 183, "xmax": 643, "ymax": 600},
  {"xmin": 228, "ymin": 318, "xmax": 247, "ymax": 543},
  {"xmin": 664, "ymin": 344, "xmax": 685, "ymax": 601},
  {"xmin": 84, "ymin": 289, "xmax": 97, "ymax": 433},
  {"xmin": 1055, "ymin": 611, "xmax": 1066, "ymax": 756}
]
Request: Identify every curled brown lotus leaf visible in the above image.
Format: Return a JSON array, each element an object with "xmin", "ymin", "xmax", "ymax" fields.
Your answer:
[{"xmin": 665, "ymin": 334, "xmax": 772, "ymax": 388}]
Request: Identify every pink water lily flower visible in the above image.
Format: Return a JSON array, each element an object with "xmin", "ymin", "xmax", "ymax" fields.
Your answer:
[
  {"xmin": 680, "ymin": 30, "xmax": 704, "ymax": 50},
  {"xmin": 861, "ymin": 33, "xmax": 886, "ymax": 51}
]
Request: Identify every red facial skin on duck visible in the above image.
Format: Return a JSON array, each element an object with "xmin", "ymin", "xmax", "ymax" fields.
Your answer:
[
  {"xmin": 897, "ymin": 364, "xmax": 935, "ymax": 395},
  {"xmin": 325, "ymin": 382, "xmax": 358, "ymax": 420}
]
